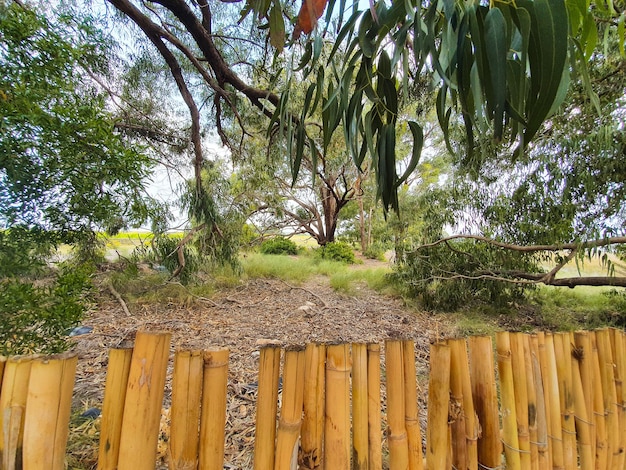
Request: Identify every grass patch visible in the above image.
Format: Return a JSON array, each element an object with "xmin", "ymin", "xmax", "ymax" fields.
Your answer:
[
  {"xmin": 241, "ymin": 253, "xmax": 339, "ymax": 284},
  {"xmin": 329, "ymin": 267, "xmax": 397, "ymax": 296},
  {"xmin": 528, "ymin": 286, "xmax": 626, "ymax": 330}
]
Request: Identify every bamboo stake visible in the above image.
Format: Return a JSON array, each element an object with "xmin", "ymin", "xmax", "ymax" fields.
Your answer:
[
  {"xmin": 448, "ymin": 339, "xmax": 467, "ymax": 470},
  {"xmin": 324, "ymin": 343, "xmax": 351, "ymax": 470},
  {"xmin": 275, "ymin": 348, "xmax": 306, "ymax": 470},
  {"xmin": 98, "ymin": 348, "xmax": 133, "ymax": 470},
  {"xmin": 22, "ymin": 353, "xmax": 77, "ymax": 469},
  {"xmin": 574, "ymin": 331, "xmax": 595, "ymax": 462},
  {"xmin": 543, "ymin": 333, "xmax": 565, "ymax": 469},
  {"xmin": 199, "ymin": 347, "xmax": 229, "ymax": 470},
  {"xmin": 300, "ymin": 343, "xmax": 325, "ymax": 470},
  {"xmin": 403, "ymin": 340, "xmax": 424, "ymax": 470},
  {"xmin": 0, "ymin": 355, "xmax": 33, "ymax": 470},
  {"xmin": 609, "ymin": 328, "xmax": 626, "ymax": 470},
  {"xmin": 571, "ymin": 335, "xmax": 593, "ymax": 470},
  {"xmin": 367, "ymin": 343, "xmax": 382, "ymax": 470},
  {"xmin": 385, "ymin": 340, "xmax": 409, "ymax": 470},
  {"xmin": 118, "ymin": 331, "xmax": 172, "ymax": 470},
  {"xmin": 254, "ymin": 346, "xmax": 281, "ymax": 470},
  {"xmin": 554, "ymin": 332, "xmax": 577, "ymax": 469},
  {"xmin": 468, "ymin": 336, "xmax": 501, "ymax": 468},
  {"xmin": 523, "ymin": 335, "xmax": 539, "ymax": 470},
  {"xmin": 453, "ymin": 338, "xmax": 478, "ymax": 470},
  {"xmin": 170, "ymin": 350, "xmax": 204, "ymax": 470},
  {"xmin": 426, "ymin": 342, "xmax": 451, "ymax": 470},
  {"xmin": 509, "ymin": 333, "xmax": 531, "ymax": 470},
  {"xmin": 596, "ymin": 329, "xmax": 619, "ymax": 470},
  {"xmin": 0, "ymin": 356, "xmax": 6, "ymax": 393},
  {"xmin": 530, "ymin": 334, "xmax": 550, "ymax": 469},
  {"xmin": 496, "ymin": 332, "xmax": 521, "ymax": 470},
  {"xmin": 352, "ymin": 343, "xmax": 369, "ymax": 470},
  {"xmin": 590, "ymin": 331, "xmax": 608, "ymax": 470}
]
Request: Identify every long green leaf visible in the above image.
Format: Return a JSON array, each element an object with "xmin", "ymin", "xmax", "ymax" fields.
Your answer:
[
  {"xmin": 397, "ymin": 121, "xmax": 423, "ymax": 186},
  {"xmin": 484, "ymin": 7, "xmax": 507, "ymax": 141},
  {"xmin": 524, "ymin": 0, "xmax": 569, "ymax": 143},
  {"xmin": 268, "ymin": 3, "xmax": 285, "ymax": 52}
]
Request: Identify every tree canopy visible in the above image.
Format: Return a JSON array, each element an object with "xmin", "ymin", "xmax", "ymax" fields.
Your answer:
[
  {"xmin": 102, "ymin": 0, "xmax": 622, "ymax": 214},
  {"xmin": 0, "ymin": 2, "xmax": 158, "ymax": 244}
]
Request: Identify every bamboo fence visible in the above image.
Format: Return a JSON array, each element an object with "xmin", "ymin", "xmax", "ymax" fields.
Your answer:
[{"xmin": 2, "ymin": 328, "xmax": 626, "ymax": 469}]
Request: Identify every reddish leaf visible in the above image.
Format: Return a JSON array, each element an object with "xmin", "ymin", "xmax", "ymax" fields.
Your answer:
[{"xmin": 293, "ymin": 0, "xmax": 328, "ymax": 39}]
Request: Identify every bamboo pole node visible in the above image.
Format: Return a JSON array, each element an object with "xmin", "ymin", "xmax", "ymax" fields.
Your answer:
[
  {"xmin": 501, "ymin": 440, "xmax": 531, "ymax": 454},
  {"xmin": 572, "ymin": 415, "xmax": 594, "ymax": 425},
  {"xmin": 387, "ymin": 432, "xmax": 409, "ymax": 441}
]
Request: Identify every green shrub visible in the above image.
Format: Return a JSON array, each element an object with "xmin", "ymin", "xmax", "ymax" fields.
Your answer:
[
  {"xmin": 392, "ymin": 239, "xmax": 536, "ymax": 310},
  {"xmin": 363, "ymin": 243, "xmax": 387, "ymax": 261},
  {"xmin": 0, "ymin": 263, "xmax": 92, "ymax": 355},
  {"xmin": 317, "ymin": 241, "xmax": 356, "ymax": 264},
  {"xmin": 260, "ymin": 236, "xmax": 298, "ymax": 255}
]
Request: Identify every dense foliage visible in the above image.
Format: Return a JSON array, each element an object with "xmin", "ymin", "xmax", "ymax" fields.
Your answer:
[
  {"xmin": 260, "ymin": 237, "xmax": 299, "ymax": 255},
  {"xmin": 0, "ymin": 3, "xmax": 157, "ymax": 243},
  {"xmin": 0, "ymin": 261, "xmax": 92, "ymax": 355},
  {"xmin": 316, "ymin": 241, "xmax": 356, "ymax": 264}
]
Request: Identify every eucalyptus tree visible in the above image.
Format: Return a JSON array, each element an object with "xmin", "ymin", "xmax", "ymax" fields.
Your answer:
[
  {"xmin": 101, "ymin": 0, "xmax": 614, "ymax": 209},
  {"xmin": 0, "ymin": 1, "xmax": 159, "ymax": 256},
  {"xmin": 395, "ymin": 15, "xmax": 626, "ymax": 299}
]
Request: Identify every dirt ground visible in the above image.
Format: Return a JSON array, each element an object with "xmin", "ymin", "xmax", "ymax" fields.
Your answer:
[{"xmin": 69, "ymin": 271, "xmax": 453, "ymax": 468}]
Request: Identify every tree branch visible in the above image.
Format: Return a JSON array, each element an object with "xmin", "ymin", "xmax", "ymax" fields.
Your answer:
[{"xmin": 413, "ymin": 234, "xmax": 626, "ymax": 253}]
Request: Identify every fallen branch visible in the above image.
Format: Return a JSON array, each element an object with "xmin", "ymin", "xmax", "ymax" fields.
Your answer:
[
  {"xmin": 106, "ymin": 282, "xmax": 132, "ymax": 316},
  {"xmin": 413, "ymin": 235, "xmax": 626, "ymax": 253}
]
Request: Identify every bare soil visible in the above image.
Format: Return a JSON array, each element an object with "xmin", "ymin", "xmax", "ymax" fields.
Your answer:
[{"xmin": 69, "ymin": 270, "xmax": 453, "ymax": 468}]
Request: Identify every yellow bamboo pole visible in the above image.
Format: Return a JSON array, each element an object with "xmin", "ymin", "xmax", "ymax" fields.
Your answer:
[
  {"xmin": 609, "ymin": 328, "xmax": 626, "ymax": 470},
  {"xmin": 523, "ymin": 335, "xmax": 539, "ymax": 470},
  {"xmin": 448, "ymin": 338, "xmax": 467, "ymax": 470},
  {"xmin": 452, "ymin": 338, "xmax": 478, "ymax": 470},
  {"xmin": 596, "ymin": 328, "xmax": 619, "ymax": 470},
  {"xmin": 554, "ymin": 332, "xmax": 577, "ymax": 469},
  {"xmin": 571, "ymin": 335, "xmax": 593, "ymax": 470},
  {"xmin": 496, "ymin": 332, "xmax": 521, "ymax": 470},
  {"xmin": 275, "ymin": 348, "xmax": 306, "ymax": 470},
  {"xmin": 0, "ymin": 355, "xmax": 33, "ymax": 470},
  {"xmin": 352, "ymin": 343, "xmax": 369, "ymax": 470},
  {"xmin": 324, "ymin": 343, "xmax": 351, "ymax": 470},
  {"xmin": 253, "ymin": 346, "xmax": 281, "ymax": 470},
  {"xmin": 385, "ymin": 340, "xmax": 409, "ymax": 470},
  {"xmin": 118, "ymin": 331, "xmax": 172, "ymax": 470},
  {"xmin": 0, "ymin": 355, "xmax": 6, "ymax": 392},
  {"xmin": 468, "ymin": 336, "xmax": 501, "ymax": 468},
  {"xmin": 22, "ymin": 353, "xmax": 77, "ymax": 469},
  {"xmin": 510, "ymin": 333, "xmax": 531, "ymax": 470},
  {"xmin": 170, "ymin": 350, "xmax": 204, "ymax": 470},
  {"xmin": 574, "ymin": 331, "xmax": 595, "ymax": 463},
  {"xmin": 367, "ymin": 343, "xmax": 383, "ymax": 470},
  {"xmin": 543, "ymin": 333, "xmax": 564, "ymax": 469},
  {"xmin": 530, "ymin": 334, "xmax": 550, "ymax": 469},
  {"xmin": 199, "ymin": 347, "xmax": 229, "ymax": 470},
  {"xmin": 426, "ymin": 342, "xmax": 451, "ymax": 470},
  {"xmin": 300, "ymin": 343, "xmax": 325, "ymax": 470},
  {"xmin": 98, "ymin": 348, "xmax": 133, "ymax": 470},
  {"xmin": 403, "ymin": 340, "xmax": 424, "ymax": 470},
  {"xmin": 590, "ymin": 331, "xmax": 608, "ymax": 470}
]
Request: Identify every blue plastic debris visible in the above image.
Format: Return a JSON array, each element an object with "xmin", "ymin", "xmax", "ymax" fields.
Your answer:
[{"xmin": 68, "ymin": 325, "xmax": 93, "ymax": 337}]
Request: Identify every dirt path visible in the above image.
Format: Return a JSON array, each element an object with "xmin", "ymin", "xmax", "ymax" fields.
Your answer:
[{"xmin": 70, "ymin": 274, "xmax": 452, "ymax": 468}]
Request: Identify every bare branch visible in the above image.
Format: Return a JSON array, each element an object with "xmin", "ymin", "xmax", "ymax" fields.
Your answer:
[{"xmin": 413, "ymin": 234, "xmax": 626, "ymax": 253}]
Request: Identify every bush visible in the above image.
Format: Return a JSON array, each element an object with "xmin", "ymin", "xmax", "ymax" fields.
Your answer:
[
  {"xmin": 260, "ymin": 237, "xmax": 298, "ymax": 255},
  {"xmin": 0, "ymin": 263, "xmax": 92, "ymax": 355},
  {"xmin": 317, "ymin": 241, "xmax": 356, "ymax": 264},
  {"xmin": 363, "ymin": 243, "xmax": 387, "ymax": 261},
  {"xmin": 392, "ymin": 239, "xmax": 536, "ymax": 310}
]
